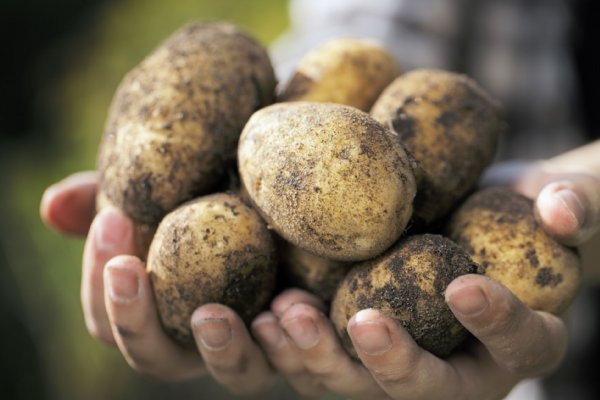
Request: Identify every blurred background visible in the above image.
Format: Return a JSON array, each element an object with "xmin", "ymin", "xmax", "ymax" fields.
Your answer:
[
  {"xmin": 1, "ymin": 0, "xmax": 599, "ymax": 399},
  {"xmin": 0, "ymin": 1, "xmax": 295, "ymax": 399}
]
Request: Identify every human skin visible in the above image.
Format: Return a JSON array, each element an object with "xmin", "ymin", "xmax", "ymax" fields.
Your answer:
[{"xmin": 40, "ymin": 141, "xmax": 600, "ymax": 398}]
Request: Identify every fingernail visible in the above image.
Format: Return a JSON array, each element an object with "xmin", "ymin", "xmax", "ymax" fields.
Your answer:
[
  {"xmin": 446, "ymin": 286, "xmax": 489, "ymax": 317},
  {"xmin": 281, "ymin": 316, "xmax": 319, "ymax": 350},
  {"xmin": 95, "ymin": 208, "xmax": 130, "ymax": 252},
  {"xmin": 106, "ymin": 265, "xmax": 139, "ymax": 303},
  {"xmin": 194, "ymin": 318, "xmax": 232, "ymax": 351},
  {"xmin": 553, "ymin": 188, "xmax": 585, "ymax": 229},
  {"xmin": 350, "ymin": 309, "xmax": 392, "ymax": 356},
  {"xmin": 252, "ymin": 314, "xmax": 286, "ymax": 352}
]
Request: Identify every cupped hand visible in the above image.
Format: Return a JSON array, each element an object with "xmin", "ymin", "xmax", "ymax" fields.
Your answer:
[
  {"xmin": 40, "ymin": 172, "xmax": 276, "ymax": 394},
  {"xmin": 255, "ymin": 282, "xmax": 566, "ymax": 400}
]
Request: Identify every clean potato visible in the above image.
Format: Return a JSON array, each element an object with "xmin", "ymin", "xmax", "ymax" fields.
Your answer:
[
  {"xmin": 279, "ymin": 37, "xmax": 401, "ymax": 111},
  {"xmin": 96, "ymin": 21, "xmax": 276, "ymax": 255},
  {"xmin": 447, "ymin": 187, "xmax": 581, "ymax": 314},
  {"xmin": 371, "ymin": 69, "xmax": 504, "ymax": 225},
  {"xmin": 238, "ymin": 102, "xmax": 417, "ymax": 261},
  {"xmin": 330, "ymin": 234, "xmax": 480, "ymax": 359},
  {"xmin": 147, "ymin": 193, "xmax": 277, "ymax": 344}
]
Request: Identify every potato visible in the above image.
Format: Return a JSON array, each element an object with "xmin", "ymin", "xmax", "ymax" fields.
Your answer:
[
  {"xmin": 279, "ymin": 38, "xmax": 400, "ymax": 111},
  {"xmin": 447, "ymin": 187, "xmax": 581, "ymax": 314},
  {"xmin": 147, "ymin": 193, "xmax": 277, "ymax": 344},
  {"xmin": 238, "ymin": 102, "xmax": 417, "ymax": 261},
  {"xmin": 371, "ymin": 69, "xmax": 504, "ymax": 225},
  {"xmin": 279, "ymin": 240, "xmax": 352, "ymax": 303},
  {"xmin": 330, "ymin": 234, "xmax": 479, "ymax": 359},
  {"xmin": 96, "ymin": 21, "xmax": 276, "ymax": 254}
]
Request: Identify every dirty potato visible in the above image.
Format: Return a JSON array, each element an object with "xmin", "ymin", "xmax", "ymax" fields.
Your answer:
[
  {"xmin": 447, "ymin": 187, "xmax": 581, "ymax": 315},
  {"xmin": 279, "ymin": 240, "xmax": 352, "ymax": 303},
  {"xmin": 238, "ymin": 102, "xmax": 417, "ymax": 262},
  {"xmin": 330, "ymin": 234, "xmax": 479, "ymax": 359},
  {"xmin": 97, "ymin": 21, "xmax": 276, "ymax": 256},
  {"xmin": 371, "ymin": 69, "xmax": 504, "ymax": 226},
  {"xmin": 279, "ymin": 38, "xmax": 400, "ymax": 111},
  {"xmin": 147, "ymin": 193, "xmax": 277, "ymax": 344}
]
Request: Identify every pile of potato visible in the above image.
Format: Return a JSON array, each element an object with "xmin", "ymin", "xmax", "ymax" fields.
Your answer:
[{"xmin": 96, "ymin": 22, "xmax": 581, "ymax": 356}]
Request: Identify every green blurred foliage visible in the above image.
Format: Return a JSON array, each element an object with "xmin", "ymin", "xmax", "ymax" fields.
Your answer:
[{"xmin": 0, "ymin": 1, "xmax": 340, "ymax": 399}]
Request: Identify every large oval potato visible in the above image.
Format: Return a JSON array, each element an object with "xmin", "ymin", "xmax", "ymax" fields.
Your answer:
[
  {"xmin": 279, "ymin": 38, "xmax": 400, "ymax": 111},
  {"xmin": 330, "ymin": 234, "xmax": 479, "ymax": 359},
  {"xmin": 238, "ymin": 102, "xmax": 417, "ymax": 262},
  {"xmin": 97, "ymin": 22, "xmax": 276, "ymax": 237},
  {"xmin": 447, "ymin": 187, "xmax": 581, "ymax": 314},
  {"xmin": 371, "ymin": 69, "xmax": 504, "ymax": 225},
  {"xmin": 147, "ymin": 193, "xmax": 277, "ymax": 344}
]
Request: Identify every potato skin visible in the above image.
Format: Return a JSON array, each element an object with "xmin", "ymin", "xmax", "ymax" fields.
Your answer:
[
  {"xmin": 279, "ymin": 38, "xmax": 400, "ymax": 111},
  {"xmin": 97, "ymin": 22, "xmax": 276, "ymax": 228},
  {"xmin": 279, "ymin": 240, "xmax": 352, "ymax": 303},
  {"xmin": 447, "ymin": 187, "xmax": 581, "ymax": 315},
  {"xmin": 371, "ymin": 69, "xmax": 503, "ymax": 225},
  {"xmin": 238, "ymin": 102, "xmax": 417, "ymax": 261},
  {"xmin": 147, "ymin": 193, "xmax": 277, "ymax": 345},
  {"xmin": 330, "ymin": 234, "xmax": 479, "ymax": 359}
]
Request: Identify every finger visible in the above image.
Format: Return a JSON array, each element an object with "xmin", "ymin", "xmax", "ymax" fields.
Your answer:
[
  {"xmin": 348, "ymin": 309, "xmax": 467, "ymax": 400},
  {"xmin": 104, "ymin": 256, "xmax": 205, "ymax": 381},
  {"xmin": 535, "ymin": 176, "xmax": 600, "ymax": 246},
  {"xmin": 271, "ymin": 288, "xmax": 326, "ymax": 318},
  {"xmin": 280, "ymin": 304, "xmax": 386, "ymax": 400},
  {"xmin": 446, "ymin": 274, "xmax": 568, "ymax": 377},
  {"xmin": 192, "ymin": 304, "xmax": 275, "ymax": 396},
  {"xmin": 252, "ymin": 311, "xmax": 327, "ymax": 397},
  {"xmin": 40, "ymin": 171, "xmax": 98, "ymax": 236},
  {"xmin": 82, "ymin": 207, "xmax": 135, "ymax": 344}
]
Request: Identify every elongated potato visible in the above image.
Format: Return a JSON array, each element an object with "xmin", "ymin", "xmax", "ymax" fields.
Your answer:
[
  {"xmin": 97, "ymin": 22, "xmax": 276, "ymax": 255},
  {"xmin": 147, "ymin": 193, "xmax": 277, "ymax": 344},
  {"xmin": 331, "ymin": 234, "xmax": 479, "ymax": 359},
  {"xmin": 238, "ymin": 102, "xmax": 417, "ymax": 262},
  {"xmin": 447, "ymin": 187, "xmax": 581, "ymax": 314},
  {"xmin": 279, "ymin": 38, "xmax": 400, "ymax": 111},
  {"xmin": 371, "ymin": 69, "xmax": 504, "ymax": 225}
]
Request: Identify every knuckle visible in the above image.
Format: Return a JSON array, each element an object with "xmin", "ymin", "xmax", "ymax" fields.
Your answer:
[
  {"xmin": 208, "ymin": 353, "xmax": 250, "ymax": 376},
  {"xmin": 304, "ymin": 358, "xmax": 339, "ymax": 379},
  {"xmin": 372, "ymin": 364, "xmax": 418, "ymax": 386},
  {"xmin": 369, "ymin": 346, "xmax": 422, "ymax": 387},
  {"xmin": 86, "ymin": 321, "xmax": 115, "ymax": 345}
]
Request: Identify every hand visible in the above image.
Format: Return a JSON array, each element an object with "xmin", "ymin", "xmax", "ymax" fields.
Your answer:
[
  {"xmin": 40, "ymin": 172, "xmax": 275, "ymax": 394},
  {"xmin": 253, "ymin": 282, "xmax": 565, "ymax": 400}
]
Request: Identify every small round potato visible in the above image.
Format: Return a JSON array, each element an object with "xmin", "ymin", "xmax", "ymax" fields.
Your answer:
[
  {"xmin": 97, "ymin": 22, "xmax": 276, "ymax": 230},
  {"xmin": 238, "ymin": 102, "xmax": 417, "ymax": 262},
  {"xmin": 371, "ymin": 69, "xmax": 504, "ymax": 225},
  {"xmin": 279, "ymin": 38, "xmax": 401, "ymax": 111},
  {"xmin": 279, "ymin": 240, "xmax": 352, "ymax": 303},
  {"xmin": 446, "ymin": 187, "xmax": 581, "ymax": 315},
  {"xmin": 330, "ymin": 234, "xmax": 479, "ymax": 359},
  {"xmin": 147, "ymin": 193, "xmax": 277, "ymax": 344}
]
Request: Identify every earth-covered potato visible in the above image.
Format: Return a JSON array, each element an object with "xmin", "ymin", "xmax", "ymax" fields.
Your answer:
[
  {"xmin": 97, "ymin": 22, "xmax": 276, "ymax": 241},
  {"xmin": 371, "ymin": 69, "xmax": 504, "ymax": 226},
  {"xmin": 279, "ymin": 37, "xmax": 401, "ymax": 111},
  {"xmin": 279, "ymin": 240, "xmax": 352, "ymax": 303},
  {"xmin": 446, "ymin": 187, "xmax": 581, "ymax": 315},
  {"xmin": 147, "ymin": 193, "xmax": 277, "ymax": 344},
  {"xmin": 330, "ymin": 234, "xmax": 480, "ymax": 359},
  {"xmin": 238, "ymin": 102, "xmax": 417, "ymax": 262}
]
